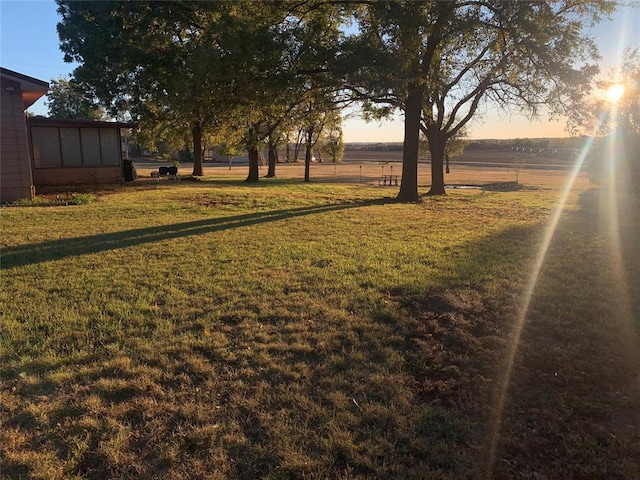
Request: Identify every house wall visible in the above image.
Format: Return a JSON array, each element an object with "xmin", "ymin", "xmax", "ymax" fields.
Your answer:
[
  {"xmin": 1, "ymin": 78, "xmax": 35, "ymax": 203},
  {"xmin": 31, "ymin": 166, "xmax": 122, "ymax": 186}
]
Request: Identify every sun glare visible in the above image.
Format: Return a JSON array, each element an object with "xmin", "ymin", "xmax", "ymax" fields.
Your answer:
[{"xmin": 606, "ymin": 83, "xmax": 625, "ymax": 104}]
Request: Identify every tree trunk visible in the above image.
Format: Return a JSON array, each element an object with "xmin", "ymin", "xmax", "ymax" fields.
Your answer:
[
  {"xmin": 427, "ymin": 133, "xmax": 446, "ymax": 195},
  {"xmin": 191, "ymin": 122, "xmax": 204, "ymax": 176},
  {"xmin": 266, "ymin": 138, "xmax": 277, "ymax": 177},
  {"xmin": 246, "ymin": 145, "xmax": 259, "ymax": 183},
  {"xmin": 294, "ymin": 128, "xmax": 303, "ymax": 161},
  {"xmin": 397, "ymin": 86, "xmax": 424, "ymax": 202},
  {"xmin": 304, "ymin": 128, "xmax": 314, "ymax": 182},
  {"xmin": 445, "ymin": 154, "xmax": 450, "ymax": 174}
]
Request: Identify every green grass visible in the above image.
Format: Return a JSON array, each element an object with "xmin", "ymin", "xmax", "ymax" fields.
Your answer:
[
  {"xmin": 1, "ymin": 178, "xmax": 638, "ymax": 479},
  {"xmin": 9, "ymin": 192, "xmax": 96, "ymax": 207}
]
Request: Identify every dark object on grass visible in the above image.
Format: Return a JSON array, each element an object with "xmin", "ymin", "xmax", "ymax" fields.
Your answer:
[
  {"xmin": 123, "ymin": 159, "xmax": 137, "ymax": 182},
  {"xmin": 157, "ymin": 165, "xmax": 179, "ymax": 181}
]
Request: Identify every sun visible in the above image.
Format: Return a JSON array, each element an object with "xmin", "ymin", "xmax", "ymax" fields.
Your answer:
[{"xmin": 605, "ymin": 83, "xmax": 625, "ymax": 104}]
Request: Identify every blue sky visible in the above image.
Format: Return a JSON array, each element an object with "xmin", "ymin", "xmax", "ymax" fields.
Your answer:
[{"xmin": 1, "ymin": 0, "xmax": 639, "ymax": 141}]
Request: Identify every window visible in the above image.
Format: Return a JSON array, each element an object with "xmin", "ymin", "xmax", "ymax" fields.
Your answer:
[
  {"xmin": 80, "ymin": 128, "xmax": 101, "ymax": 166},
  {"xmin": 100, "ymin": 128, "xmax": 120, "ymax": 166},
  {"xmin": 31, "ymin": 124, "xmax": 123, "ymax": 168},
  {"xmin": 59, "ymin": 128, "xmax": 82, "ymax": 167},
  {"xmin": 31, "ymin": 127, "xmax": 61, "ymax": 167}
]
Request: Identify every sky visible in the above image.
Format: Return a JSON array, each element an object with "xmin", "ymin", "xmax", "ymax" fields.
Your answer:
[{"xmin": 1, "ymin": 0, "xmax": 639, "ymax": 142}]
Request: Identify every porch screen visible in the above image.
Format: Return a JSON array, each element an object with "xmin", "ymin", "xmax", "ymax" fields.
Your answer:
[
  {"xmin": 80, "ymin": 128, "xmax": 101, "ymax": 166},
  {"xmin": 99, "ymin": 128, "xmax": 120, "ymax": 166},
  {"xmin": 31, "ymin": 125, "xmax": 122, "ymax": 168},
  {"xmin": 59, "ymin": 128, "xmax": 82, "ymax": 167},
  {"xmin": 31, "ymin": 127, "xmax": 62, "ymax": 167}
]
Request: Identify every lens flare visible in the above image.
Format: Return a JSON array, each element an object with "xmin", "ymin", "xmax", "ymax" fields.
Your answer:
[
  {"xmin": 601, "ymin": 107, "xmax": 637, "ymax": 354},
  {"xmin": 606, "ymin": 84, "xmax": 625, "ymax": 104},
  {"xmin": 484, "ymin": 127, "xmax": 601, "ymax": 477}
]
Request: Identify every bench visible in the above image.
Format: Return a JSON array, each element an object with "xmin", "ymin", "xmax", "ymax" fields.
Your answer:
[{"xmin": 379, "ymin": 174, "xmax": 400, "ymax": 186}]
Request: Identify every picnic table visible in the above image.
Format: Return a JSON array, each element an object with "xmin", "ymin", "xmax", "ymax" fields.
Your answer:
[{"xmin": 379, "ymin": 174, "xmax": 400, "ymax": 186}]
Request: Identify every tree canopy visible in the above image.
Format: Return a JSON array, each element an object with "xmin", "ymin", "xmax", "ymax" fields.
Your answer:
[
  {"xmin": 57, "ymin": 0, "xmax": 345, "ymax": 180},
  {"xmin": 344, "ymin": 0, "xmax": 613, "ymax": 199},
  {"xmin": 46, "ymin": 76, "xmax": 106, "ymax": 120},
  {"xmin": 57, "ymin": 0, "xmax": 614, "ymax": 195}
]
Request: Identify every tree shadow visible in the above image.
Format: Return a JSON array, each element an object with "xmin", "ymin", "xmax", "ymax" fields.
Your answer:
[
  {"xmin": 483, "ymin": 187, "xmax": 640, "ymax": 479},
  {"xmin": 8, "ymin": 189, "xmax": 635, "ymax": 478},
  {"xmin": 1, "ymin": 198, "xmax": 393, "ymax": 270},
  {"xmin": 369, "ymin": 188, "xmax": 640, "ymax": 477}
]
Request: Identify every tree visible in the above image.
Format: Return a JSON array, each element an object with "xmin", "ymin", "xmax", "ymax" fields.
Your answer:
[
  {"xmin": 420, "ymin": 126, "xmax": 467, "ymax": 174},
  {"xmin": 587, "ymin": 47, "xmax": 640, "ymax": 188},
  {"xmin": 234, "ymin": 0, "xmax": 344, "ymax": 183},
  {"xmin": 345, "ymin": 1, "xmax": 613, "ymax": 200},
  {"xmin": 216, "ymin": 129, "xmax": 245, "ymax": 170},
  {"xmin": 443, "ymin": 127, "xmax": 467, "ymax": 174},
  {"xmin": 319, "ymin": 113, "xmax": 345, "ymax": 163},
  {"xmin": 57, "ymin": 1, "xmax": 236, "ymax": 176},
  {"xmin": 57, "ymin": 0, "xmax": 346, "ymax": 183},
  {"xmin": 300, "ymin": 100, "xmax": 328, "ymax": 182},
  {"xmin": 46, "ymin": 76, "xmax": 106, "ymax": 120}
]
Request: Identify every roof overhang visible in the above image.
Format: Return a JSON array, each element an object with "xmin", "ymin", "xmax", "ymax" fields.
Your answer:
[
  {"xmin": 1, "ymin": 67, "xmax": 49, "ymax": 109},
  {"xmin": 27, "ymin": 116, "xmax": 138, "ymax": 130}
]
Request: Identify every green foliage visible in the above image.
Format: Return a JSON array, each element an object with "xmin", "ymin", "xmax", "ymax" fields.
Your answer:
[
  {"xmin": 45, "ymin": 76, "xmax": 106, "ymax": 120},
  {"xmin": 319, "ymin": 118, "xmax": 345, "ymax": 163},
  {"xmin": 56, "ymin": 1, "xmax": 345, "ymax": 181},
  {"xmin": 344, "ymin": 1, "xmax": 613, "ymax": 197}
]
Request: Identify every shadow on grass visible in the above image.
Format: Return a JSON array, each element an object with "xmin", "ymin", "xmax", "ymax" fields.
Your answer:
[
  {"xmin": 9, "ymin": 189, "xmax": 636, "ymax": 479},
  {"xmin": 1, "ymin": 198, "xmax": 393, "ymax": 270},
  {"xmin": 1, "ymin": 219, "xmax": 542, "ymax": 480},
  {"xmin": 367, "ymin": 188, "xmax": 640, "ymax": 477},
  {"xmin": 484, "ymin": 187, "xmax": 640, "ymax": 479}
]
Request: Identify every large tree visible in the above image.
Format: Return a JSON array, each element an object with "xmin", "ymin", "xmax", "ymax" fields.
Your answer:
[
  {"xmin": 56, "ymin": 0, "xmax": 344, "ymax": 181},
  {"xmin": 57, "ymin": 1, "xmax": 236, "ymax": 176},
  {"xmin": 46, "ymin": 76, "xmax": 106, "ymax": 120},
  {"xmin": 587, "ymin": 47, "xmax": 640, "ymax": 188},
  {"xmin": 345, "ymin": 0, "xmax": 613, "ymax": 200}
]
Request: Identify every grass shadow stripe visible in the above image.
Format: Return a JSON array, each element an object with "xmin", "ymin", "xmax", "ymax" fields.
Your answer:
[{"xmin": 1, "ymin": 199, "xmax": 392, "ymax": 270}]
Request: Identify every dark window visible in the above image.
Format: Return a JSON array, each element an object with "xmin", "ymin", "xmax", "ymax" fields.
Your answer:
[
  {"xmin": 80, "ymin": 128, "xmax": 101, "ymax": 166},
  {"xmin": 32, "ymin": 125, "xmax": 122, "ymax": 168},
  {"xmin": 59, "ymin": 128, "xmax": 82, "ymax": 167},
  {"xmin": 100, "ymin": 128, "xmax": 120, "ymax": 166},
  {"xmin": 31, "ymin": 127, "xmax": 61, "ymax": 167}
]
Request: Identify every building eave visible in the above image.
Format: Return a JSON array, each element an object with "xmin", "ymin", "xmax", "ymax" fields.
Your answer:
[
  {"xmin": 28, "ymin": 117, "xmax": 138, "ymax": 130},
  {"xmin": 1, "ymin": 67, "xmax": 50, "ymax": 109}
]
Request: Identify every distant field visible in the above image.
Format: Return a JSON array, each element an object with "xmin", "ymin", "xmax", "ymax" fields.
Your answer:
[
  {"xmin": 135, "ymin": 154, "xmax": 587, "ymax": 191},
  {"xmin": 341, "ymin": 147, "xmax": 579, "ymax": 166}
]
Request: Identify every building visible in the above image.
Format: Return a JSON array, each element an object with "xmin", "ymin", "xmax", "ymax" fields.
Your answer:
[
  {"xmin": 27, "ymin": 117, "xmax": 137, "ymax": 186},
  {"xmin": 1, "ymin": 67, "xmax": 49, "ymax": 203},
  {"xmin": 1, "ymin": 68, "xmax": 138, "ymax": 202}
]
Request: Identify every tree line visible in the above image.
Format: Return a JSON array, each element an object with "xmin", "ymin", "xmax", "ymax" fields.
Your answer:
[{"xmin": 55, "ymin": 0, "xmax": 617, "ymax": 200}]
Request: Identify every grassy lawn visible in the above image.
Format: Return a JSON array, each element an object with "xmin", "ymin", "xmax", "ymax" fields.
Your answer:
[{"xmin": 1, "ymin": 174, "xmax": 638, "ymax": 479}]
